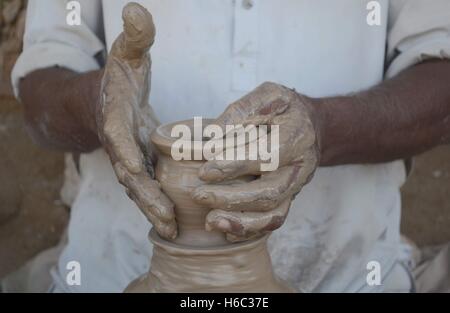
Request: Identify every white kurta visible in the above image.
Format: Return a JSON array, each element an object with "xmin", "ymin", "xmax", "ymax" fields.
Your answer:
[{"xmin": 11, "ymin": 0, "xmax": 450, "ymax": 292}]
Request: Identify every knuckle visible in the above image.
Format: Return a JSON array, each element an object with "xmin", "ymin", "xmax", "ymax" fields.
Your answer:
[
  {"xmin": 259, "ymin": 81, "xmax": 277, "ymax": 90},
  {"xmin": 103, "ymin": 120, "xmax": 117, "ymax": 139},
  {"xmin": 226, "ymin": 102, "xmax": 240, "ymax": 114},
  {"xmin": 260, "ymin": 81, "xmax": 286, "ymax": 96},
  {"xmin": 143, "ymin": 209, "xmax": 158, "ymax": 225},
  {"xmin": 263, "ymin": 187, "xmax": 282, "ymax": 202},
  {"xmin": 262, "ymin": 215, "xmax": 286, "ymax": 232},
  {"xmin": 124, "ymin": 157, "xmax": 143, "ymax": 174},
  {"xmin": 256, "ymin": 190, "xmax": 282, "ymax": 211},
  {"xmin": 228, "ymin": 219, "xmax": 245, "ymax": 236},
  {"xmin": 125, "ymin": 188, "xmax": 140, "ymax": 205},
  {"xmin": 113, "ymin": 163, "xmax": 128, "ymax": 183}
]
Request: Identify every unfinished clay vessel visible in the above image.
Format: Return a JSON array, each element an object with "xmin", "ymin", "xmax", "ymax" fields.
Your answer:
[{"xmin": 125, "ymin": 119, "xmax": 292, "ymax": 292}]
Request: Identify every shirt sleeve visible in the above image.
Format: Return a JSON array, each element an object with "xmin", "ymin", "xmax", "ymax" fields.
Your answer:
[
  {"xmin": 11, "ymin": 0, "xmax": 105, "ymax": 98},
  {"xmin": 386, "ymin": 0, "xmax": 450, "ymax": 78}
]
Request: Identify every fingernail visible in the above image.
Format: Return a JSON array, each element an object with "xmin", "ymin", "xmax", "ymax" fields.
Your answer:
[
  {"xmin": 159, "ymin": 221, "xmax": 177, "ymax": 240},
  {"xmin": 124, "ymin": 158, "xmax": 142, "ymax": 174},
  {"xmin": 192, "ymin": 190, "xmax": 216, "ymax": 205},
  {"xmin": 217, "ymin": 219, "xmax": 231, "ymax": 231},
  {"xmin": 200, "ymin": 168, "xmax": 223, "ymax": 181}
]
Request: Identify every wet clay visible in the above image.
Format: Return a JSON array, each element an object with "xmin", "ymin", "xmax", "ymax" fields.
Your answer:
[
  {"xmin": 126, "ymin": 229, "xmax": 292, "ymax": 292},
  {"xmin": 151, "ymin": 119, "xmax": 257, "ymax": 247},
  {"xmin": 125, "ymin": 119, "xmax": 293, "ymax": 292},
  {"xmin": 100, "ymin": 3, "xmax": 178, "ymax": 240}
]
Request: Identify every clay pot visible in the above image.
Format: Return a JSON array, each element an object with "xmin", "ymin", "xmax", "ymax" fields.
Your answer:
[
  {"xmin": 125, "ymin": 119, "xmax": 292, "ymax": 292},
  {"xmin": 151, "ymin": 119, "xmax": 255, "ymax": 247},
  {"xmin": 126, "ymin": 229, "xmax": 292, "ymax": 292}
]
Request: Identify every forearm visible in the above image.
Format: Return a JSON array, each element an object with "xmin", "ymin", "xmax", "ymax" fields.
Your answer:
[
  {"xmin": 314, "ymin": 60, "xmax": 450, "ymax": 166},
  {"xmin": 19, "ymin": 67, "xmax": 103, "ymax": 152}
]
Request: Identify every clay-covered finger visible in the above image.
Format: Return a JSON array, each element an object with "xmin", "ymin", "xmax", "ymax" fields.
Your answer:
[
  {"xmin": 120, "ymin": 167, "xmax": 176, "ymax": 222},
  {"xmin": 114, "ymin": 163, "xmax": 177, "ymax": 239},
  {"xmin": 205, "ymin": 199, "xmax": 291, "ymax": 242},
  {"xmin": 199, "ymin": 159, "xmax": 261, "ymax": 182},
  {"xmin": 102, "ymin": 91, "xmax": 144, "ymax": 174},
  {"xmin": 198, "ymin": 124, "xmax": 282, "ymax": 181},
  {"xmin": 193, "ymin": 165, "xmax": 307, "ymax": 212},
  {"xmin": 121, "ymin": 2, "xmax": 155, "ymax": 61},
  {"xmin": 143, "ymin": 208, "xmax": 178, "ymax": 241},
  {"xmin": 213, "ymin": 82, "xmax": 293, "ymax": 130},
  {"xmin": 208, "ymin": 107, "xmax": 317, "ymax": 183}
]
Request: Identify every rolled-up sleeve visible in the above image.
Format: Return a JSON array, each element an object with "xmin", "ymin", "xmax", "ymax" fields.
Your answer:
[
  {"xmin": 386, "ymin": 0, "xmax": 450, "ymax": 78},
  {"xmin": 11, "ymin": 0, "xmax": 105, "ymax": 97}
]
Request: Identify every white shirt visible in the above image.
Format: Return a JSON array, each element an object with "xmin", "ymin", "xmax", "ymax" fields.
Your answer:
[{"xmin": 12, "ymin": 0, "xmax": 450, "ymax": 292}]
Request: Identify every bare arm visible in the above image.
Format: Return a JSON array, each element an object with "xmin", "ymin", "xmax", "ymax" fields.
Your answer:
[
  {"xmin": 195, "ymin": 60, "xmax": 450, "ymax": 240},
  {"xmin": 18, "ymin": 4, "xmax": 177, "ymax": 240},
  {"xmin": 316, "ymin": 60, "xmax": 450, "ymax": 166},
  {"xmin": 20, "ymin": 59, "xmax": 450, "ymax": 167},
  {"xmin": 19, "ymin": 67, "xmax": 102, "ymax": 153}
]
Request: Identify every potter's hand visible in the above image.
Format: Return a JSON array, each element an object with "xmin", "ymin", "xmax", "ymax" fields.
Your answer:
[
  {"xmin": 193, "ymin": 82, "xmax": 320, "ymax": 242},
  {"xmin": 98, "ymin": 3, "xmax": 176, "ymax": 239}
]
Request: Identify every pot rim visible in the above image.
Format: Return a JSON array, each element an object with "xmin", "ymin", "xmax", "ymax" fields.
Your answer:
[{"xmin": 151, "ymin": 118, "xmax": 238, "ymax": 158}]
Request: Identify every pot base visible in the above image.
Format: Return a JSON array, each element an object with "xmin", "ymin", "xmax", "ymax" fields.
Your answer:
[{"xmin": 125, "ymin": 229, "xmax": 293, "ymax": 293}]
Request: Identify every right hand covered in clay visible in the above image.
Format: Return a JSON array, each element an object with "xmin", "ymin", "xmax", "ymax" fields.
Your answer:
[
  {"xmin": 193, "ymin": 82, "xmax": 320, "ymax": 242},
  {"xmin": 97, "ymin": 3, "xmax": 177, "ymax": 240}
]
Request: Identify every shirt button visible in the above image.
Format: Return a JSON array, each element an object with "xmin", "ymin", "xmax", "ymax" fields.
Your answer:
[{"xmin": 242, "ymin": 0, "xmax": 254, "ymax": 10}]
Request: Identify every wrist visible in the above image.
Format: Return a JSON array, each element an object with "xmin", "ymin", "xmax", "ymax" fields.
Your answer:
[
  {"xmin": 306, "ymin": 95, "xmax": 347, "ymax": 166},
  {"xmin": 308, "ymin": 95, "xmax": 359, "ymax": 166},
  {"xmin": 293, "ymin": 93, "xmax": 326, "ymax": 164},
  {"xmin": 71, "ymin": 69, "xmax": 104, "ymax": 138}
]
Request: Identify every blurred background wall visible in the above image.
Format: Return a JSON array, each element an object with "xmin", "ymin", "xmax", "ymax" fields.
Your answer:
[{"xmin": 0, "ymin": 0, "xmax": 449, "ymax": 280}]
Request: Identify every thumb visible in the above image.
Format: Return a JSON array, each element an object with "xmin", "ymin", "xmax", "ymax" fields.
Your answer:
[{"xmin": 117, "ymin": 3, "xmax": 155, "ymax": 62}]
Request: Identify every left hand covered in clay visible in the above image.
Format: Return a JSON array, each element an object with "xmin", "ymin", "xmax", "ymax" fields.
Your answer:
[
  {"xmin": 192, "ymin": 82, "xmax": 321, "ymax": 242},
  {"xmin": 98, "ymin": 3, "xmax": 176, "ymax": 239}
]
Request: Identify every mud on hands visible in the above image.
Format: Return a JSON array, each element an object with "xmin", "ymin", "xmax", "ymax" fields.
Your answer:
[
  {"xmin": 193, "ymin": 82, "xmax": 320, "ymax": 242},
  {"xmin": 98, "ymin": 3, "xmax": 177, "ymax": 240}
]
